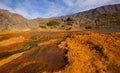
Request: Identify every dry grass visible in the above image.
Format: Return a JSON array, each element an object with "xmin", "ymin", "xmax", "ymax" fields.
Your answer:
[
  {"xmin": 0, "ymin": 31, "xmax": 120, "ymax": 73},
  {"xmin": 57, "ymin": 32, "xmax": 120, "ymax": 73}
]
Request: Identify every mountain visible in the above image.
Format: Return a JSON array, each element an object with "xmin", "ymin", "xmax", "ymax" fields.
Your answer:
[
  {"xmin": 0, "ymin": 9, "xmax": 61, "ymax": 31},
  {"xmin": 0, "ymin": 9, "xmax": 31, "ymax": 31},
  {"xmin": 57, "ymin": 4, "xmax": 120, "ymax": 29},
  {"xmin": 59, "ymin": 4, "xmax": 120, "ymax": 18},
  {"xmin": 0, "ymin": 4, "xmax": 120, "ymax": 31}
]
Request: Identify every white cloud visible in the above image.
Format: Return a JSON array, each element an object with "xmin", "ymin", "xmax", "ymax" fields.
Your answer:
[
  {"xmin": 63, "ymin": 0, "xmax": 83, "ymax": 7},
  {"xmin": 63, "ymin": 0, "xmax": 120, "ymax": 13},
  {"xmin": 0, "ymin": 2, "xmax": 14, "ymax": 12},
  {"xmin": 0, "ymin": 0, "xmax": 120, "ymax": 19}
]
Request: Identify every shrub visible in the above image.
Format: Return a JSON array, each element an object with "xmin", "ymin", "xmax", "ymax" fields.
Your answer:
[
  {"xmin": 66, "ymin": 17, "xmax": 73, "ymax": 21},
  {"xmin": 47, "ymin": 20, "xmax": 60, "ymax": 27},
  {"xmin": 31, "ymin": 36, "xmax": 40, "ymax": 41},
  {"xmin": 39, "ymin": 24, "xmax": 47, "ymax": 29},
  {"xmin": 85, "ymin": 25, "xmax": 96, "ymax": 29}
]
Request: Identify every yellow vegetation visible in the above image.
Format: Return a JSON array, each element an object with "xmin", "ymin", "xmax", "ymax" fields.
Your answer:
[
  {"xmin": 0, "ymin": 52, "xmax": 24, "ymax": 66},
  {"xmin": 57, "ymin": 32, "xmax": 120, "ymax": 73},
  {"xmin": 0, "ymin": 36, "xmax": 25, "ymax": 46},
  {"xmin": 0, "ymin": 31, "xmax": 120, "ymax": 73}
]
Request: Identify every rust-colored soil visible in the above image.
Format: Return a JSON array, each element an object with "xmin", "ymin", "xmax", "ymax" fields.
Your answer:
[
  {"xmin": 57, "ymin": 32, "xmax": 120, "ymax": 73},
  {"xmin": 0, "ymin": 31, "xmax": 120, "ymax": 73}
]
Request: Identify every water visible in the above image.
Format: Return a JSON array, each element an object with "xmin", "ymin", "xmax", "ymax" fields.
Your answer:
[{"xmin": 86, "ymin": 30, "xmax": 120, "ymax": 33}]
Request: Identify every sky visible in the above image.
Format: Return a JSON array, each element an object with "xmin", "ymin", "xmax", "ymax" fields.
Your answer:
[{"xmin": 0, "ymin": 0, "xmax": 120, "ymax": 19}]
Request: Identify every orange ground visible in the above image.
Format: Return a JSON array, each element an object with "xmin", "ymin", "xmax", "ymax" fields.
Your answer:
[
  {"xmin": 57, "ymin": 32, "xmax": 120, "ymax": 73},
  {"xmin": 0, "ymin": 31, "xmax": 120, "ymax": 73}
]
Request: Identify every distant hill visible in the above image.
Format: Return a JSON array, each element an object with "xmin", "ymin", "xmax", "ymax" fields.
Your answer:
[
  {"xmin": 0, "ymin": 9, "xmax": 61, "ymax": 31},
  {"xmin": 0, "ymin": 4, "xmax": 120, "ymax": 31},
  {"xmin": 0, "ymin": 9, "xmax": 32, "ymax": 31},
  {"xmin": 59, "ymin": 4, "xmax": 120, "ymax": 18},
  {"xmin": 57, "ymin": 4, "xmax": 120, "ymax": 29}
]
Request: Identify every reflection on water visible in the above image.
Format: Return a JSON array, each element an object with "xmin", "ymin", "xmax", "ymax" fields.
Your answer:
[{"xmin": 87, "ymin": 30, "xmax": 120, "ymax": 33}]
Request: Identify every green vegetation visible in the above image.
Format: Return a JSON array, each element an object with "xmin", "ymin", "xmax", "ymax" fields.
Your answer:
[
  {"xmin": 31, "ymin": 35, "xmax": 51, "ymax": 42},
  {"xmin": 66, "ymin": 17, "xmax": 73, "ymax": 21},
  {"xmin": 31, "ymin": 35, "xmax": 41, "ymax": 41},
  {"xmin": 47, "ymin": 20, "xmax": 60, "ymax": 28},
  {"xmin": 39, "ymin": 24, "xmax": 47, "ymax": 29},
  {"xmin": 22, "ymin": 43, "xmax": 36, "ymax": 51},
  {"xmin": 0, "ymin": 42, "xmax": 37, "ymax": 60},
  {"xmin": 84, "ymin": 24, "xmax": 97, "ymax": 29}
]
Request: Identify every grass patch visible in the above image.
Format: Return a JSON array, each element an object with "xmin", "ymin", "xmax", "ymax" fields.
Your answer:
[
  {"xmin": 47, "ymin": 20, "xmax": 60, "ymax": 28},
  {"xmin": 39, "ymin": 24, "xmax": 47, "ymax": 29},
  {"xmin": 31, "ymin": 36, "xmax": 41, "ymax": 41},
  {"xmin": 31, "ymin": 35, "xmax": 51, "ymax": 42}
]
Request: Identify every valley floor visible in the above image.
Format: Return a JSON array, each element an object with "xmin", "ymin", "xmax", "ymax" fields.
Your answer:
[{"xmin": 0, "ymin": 30, "xmax": 120, "ymax": 73}]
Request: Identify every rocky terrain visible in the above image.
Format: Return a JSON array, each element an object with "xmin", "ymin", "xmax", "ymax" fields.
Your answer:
[
  {"xmin": 0, "ymin": 4, "xmax": 120, "ymax": 31},
  {"xmin": 0, "ymin": 10, "xmax": 31, "ymax": 30},
  {"xmin": 59, "ymin": 4, "xmax": 120, "ymax": 18},
  {"xmin": 57, "ymin": 4, "xmax": 120, "ymax": 29}
]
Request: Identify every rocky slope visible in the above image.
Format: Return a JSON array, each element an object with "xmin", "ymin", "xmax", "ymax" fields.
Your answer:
[
  {"xmin": 57, "ymin": 4, "xmax": 120, "ymax": 29},
  {"xmin": 59, "ymin": 4, "xmax": 120, "ymax": 18},
  {"xmin": 0, "ymin": 9, "xmax": 31, "ymax": 31}
]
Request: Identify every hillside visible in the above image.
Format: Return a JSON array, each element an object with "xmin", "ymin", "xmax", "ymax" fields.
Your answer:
[
  {"xmin": 59, "ymin": 4, "xmax": 120, "ymax": 18},
  {"xmin": 0, "ymin": 9, "xmax": 32, "ymax": 31},
  {"xmin": 0, "ymin": 9, "xmax": 61, "ymax": 31},
  {"xmin": 57, "ymin": 4, "xmax": 120, "ymax": 29},
  {"xmin": 0, "ymin": 4, "xmax": 120, "ymax": 31}
]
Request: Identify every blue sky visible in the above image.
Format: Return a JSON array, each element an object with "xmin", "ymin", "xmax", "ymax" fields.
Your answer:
[{"xmin": 0, "ymin": 0, "xmax": 120, "ymax": 19}]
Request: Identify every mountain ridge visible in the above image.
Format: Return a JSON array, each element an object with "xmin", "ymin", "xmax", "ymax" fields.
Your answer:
[
  {"xmin": 58, "ymin": 3, "xmax": 120, "ymax": 19},
  {"xmin": 0, "ymin": 3, "xmax": 120, "ymax": 31}
]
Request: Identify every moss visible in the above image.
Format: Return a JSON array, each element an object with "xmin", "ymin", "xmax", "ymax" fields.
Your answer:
[
  {"xmin": 21, "ymin": 44, "xmax": 35, "ymax": 51},
  {"xmin": 0, "ymin": 42, "xmax": 36, "ymax": 60},
  {"xmin": 31, "ymin": 36, "xmax": 40, "ymax": 41},
  {"xmin": 39, "ymin": 24, "xmax": 47, "ymax": 29},
  {"xmin": 47, "ymin": 20, "xmax": 60, "ymax": 28}
]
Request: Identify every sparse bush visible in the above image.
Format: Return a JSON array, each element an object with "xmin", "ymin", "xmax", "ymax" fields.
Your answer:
[
  {"xmin": 21, "ymin": 43, "xmax": 37, "ymax": 51},
  {"xmin": 66, "ymin": 17, "xmax": 73, "ymax": 21},
  {"xmin": 31, "ymin": 36, "xmax": 41, "ymax": 41},
  {"xmin": 39, "ymin": 24, "xmax": 47, "ymax": 29},
  {"xmin": 22, "ymin": 44, "xmax": 32, "ymax": 51},
  {"xmin": 85, "ymin": 25, "xmax": 96, "ymax": 29},
  {"xmin": 47, "ymin": 20, "xmax": 60, "ymax": 28},
  {"xmin": 85, "ymin": 25, "xmax": 92, "ymax": 29}
]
